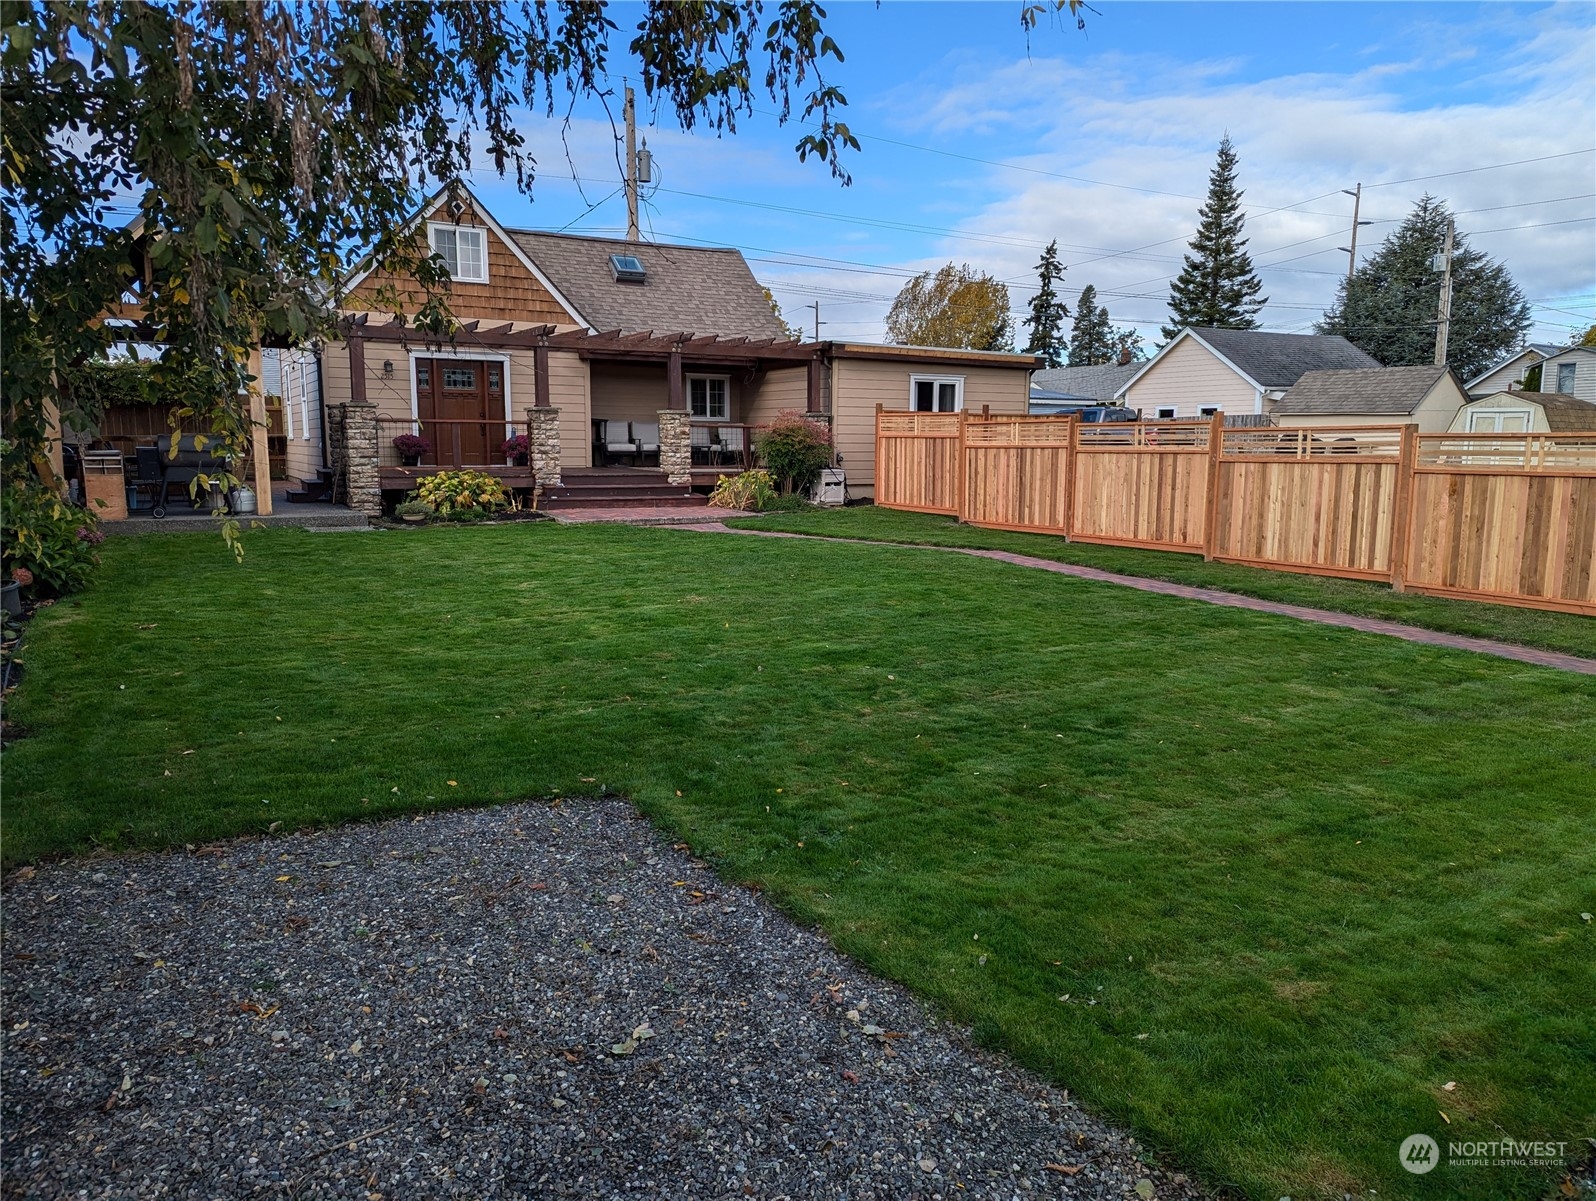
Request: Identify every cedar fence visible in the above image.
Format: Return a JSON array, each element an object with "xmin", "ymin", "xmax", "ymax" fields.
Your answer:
[{"xmin": 874, "ymin": 407, "xmax": 1596, "ymax": 615}]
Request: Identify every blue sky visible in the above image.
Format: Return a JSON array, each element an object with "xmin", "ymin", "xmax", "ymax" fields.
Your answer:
[{"xmin": 464, "ymin": 2, "xmax": 1596, "ymax": 347}]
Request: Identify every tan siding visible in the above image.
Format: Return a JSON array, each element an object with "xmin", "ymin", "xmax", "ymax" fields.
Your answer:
[
  {"xmin": 832, "ymin": 359, "xmax": 1028, "ymax": 496},
  {"xmin": 551, "ymin": 352, "xmax": 592, "ymax": 468},
  {"xmin": 1122, "ymin": 336, "xmax": 1259, "ymax": 418},
  {"xmin": 345, "ymin": 199, "xmax": 580, "ymax": 325},
  {"xmin": 590, "ymin": 364, "xmax": 748, "ymax": 424},
  {"xmin": 746, "ymin": 366, "xmax": 809, "ymax": 425}
]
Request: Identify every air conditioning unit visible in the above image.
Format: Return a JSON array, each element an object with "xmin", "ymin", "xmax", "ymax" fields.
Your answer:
[{"xmin": 813, "ymin": 467, "xmax": 845, "ymax": 506}]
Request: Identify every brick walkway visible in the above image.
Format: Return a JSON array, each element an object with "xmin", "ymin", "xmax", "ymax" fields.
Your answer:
[{"xmin": 667, "ymin": 522, "xmax": 1596, "ymax": 676}]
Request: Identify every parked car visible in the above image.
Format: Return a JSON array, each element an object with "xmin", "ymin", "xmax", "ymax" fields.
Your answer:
[{"xmin": 1078, "ymin": 406, "xmax": 1139, "ymax": 423}]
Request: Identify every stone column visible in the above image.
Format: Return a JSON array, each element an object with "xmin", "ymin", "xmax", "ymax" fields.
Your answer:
[
  {"xmin": 338, "ymin": 401, "xmax": 382, "ymax": 516},
  {"xmin": 526, "ymin": 406, "xmax": 561, "ymax": 487},
  {"xmin": 658, "ymin": 409, "xmax": 692, "ymax": 486}
]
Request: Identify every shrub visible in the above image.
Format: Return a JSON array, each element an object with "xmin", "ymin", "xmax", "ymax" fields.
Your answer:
[
  {"xmin": 445, "ymin": 505, "xmax": 489, "ymax": 523},
  {"xmin": 392, "ymin": 433, "xmax": 431, "ymax": 459},
  {"xmin": 413, "ymin": 470, "xmax": 509, "ymax": 515},
  {"xmin": 2, "ymin": 477, "xmax": 104, "ymax": 596},
  {"xmin": 707, "ymin": 469, "xmax": 778, "ymax": 512},
  {"xmin": 755, "ymin": 410, "xmax": 832, "ymax": 494},
  {"xmin": 761, "ymin": 491, "xmax": 815, "ymax": 513}
]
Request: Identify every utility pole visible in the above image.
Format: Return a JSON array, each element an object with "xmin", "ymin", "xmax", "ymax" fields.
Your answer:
[
  {"xmin": 623, "ymin": 84, "xmax": 640, "ymax": 242},
  {"xmin": 809, "ymin": 301, "xmax": 823, "ymax": 340},
  {"xmin": 1338, "ymin": 183, "xmax": 1372, "ymax": 280},
  {"xmin": 1433, "ymin": 215, "xmax": 1456, "ymax": 367}
]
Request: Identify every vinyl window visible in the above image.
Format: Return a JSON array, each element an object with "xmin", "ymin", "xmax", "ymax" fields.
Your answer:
[
  {"xmin": 1557, "ymin": 362, "xmax": 1577, "ymax": 393},
  {"xmin": 689, "ymin": 375, "xmax": 730, "ymax": 420},
  {"xmin": 910, "ymin": 375, "xmax": 963, "ymax": 413},
  {"xmin": 427, "ymin": 222, "xmax": 488, "ymax": 284}
]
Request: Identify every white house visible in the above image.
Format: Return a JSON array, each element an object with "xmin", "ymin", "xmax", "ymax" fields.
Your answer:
[
  {"xmin": 1115, "ymin": 327, "xmax": 1379, "ymax": 420},
  {"xmin": 1531, "ymin": 346, "xmax": 1596, "ymax": 404},
  {"xmin": 1463, "ymin": 343, "xmax": 1564, "ymax": 398}
]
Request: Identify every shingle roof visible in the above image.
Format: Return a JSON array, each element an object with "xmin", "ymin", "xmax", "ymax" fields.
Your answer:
[
  {"xmin": 1474, "ymin": 391, "xmax": 1596, "ymax": 431},
  {"xmin": 1030, "ymin": 362, "xmax": 1142, "ymax": 401},
  {"xmin": 1190, "ymin": 327, "xmax": 1381, "ymax": 388},
  {"xmin": 504, "ymin": 230, "xmax": 786, "ymax": 339},
  {"xmin": 1275, "ymin": 365, "xmax": 1451, "ymax": 416}
]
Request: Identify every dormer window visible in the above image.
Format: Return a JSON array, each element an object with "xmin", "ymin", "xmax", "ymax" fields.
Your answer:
[
  {"xmin": 428, "ymin": 222, "xmax": 488, "ymax": 283},
  {"xmin": 609, "ymin": 253, "xmax": 646, "ymax": 283}
]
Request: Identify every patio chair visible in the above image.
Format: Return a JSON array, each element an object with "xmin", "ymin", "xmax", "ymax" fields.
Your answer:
[
  {"xmin": 690, "ymin": 424, "xmax": 714, "ymax": 466},
  {"xmin": 632, "ymin": 421, "xmax": 660, "ymax": 465},
  {"xmin": 715, "ymin": 425, "xmax": 746, "ymax": 468},
  {"xmin": 130, "ymin": 445, "xmax": 173, "ymax": 517},
  {"xmin": 602, "ymin": 421, "xmax": 639, "ymax": 465}
]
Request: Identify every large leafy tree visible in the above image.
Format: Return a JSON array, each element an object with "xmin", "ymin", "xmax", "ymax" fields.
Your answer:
[
  {"xmin": 1162, "ymin": 135, "xmax": 1266, "ymax": 341},
  {"xmin": 1, "ymin": 1, "xmax": 861, "ymax": 545},
  {"xmin": 886, "ymin": 263, "xmax": 1013, "ymax": 352},
  {"xmin": 1022, "ymin": 239, "xmax": 1068, "ymax": 367},
  {"xmin": 1316, "ymin": 195, "xmax": 1532, "ymax": 380}
]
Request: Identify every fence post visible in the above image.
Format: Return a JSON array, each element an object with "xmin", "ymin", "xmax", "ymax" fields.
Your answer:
[
  {"xmin": 956, "ymin": 407, "xmax": 969, "ymax": 522},
  {"xmin": 1061, "ymin": 412, "xmax": 1079, "ymax": 541},
  {"xmin": 1389, "ymin": 423, "xmax": 1419, "ymax": 592},
  {"xmin": 1202, "ymin": 410, "xmax": 1225, "ymax": 561}
]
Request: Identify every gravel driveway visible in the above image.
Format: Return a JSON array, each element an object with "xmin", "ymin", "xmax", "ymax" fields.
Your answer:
[{"xmin": 2, "ymin": 799, "xmax": 1202, "ymax": 1200}]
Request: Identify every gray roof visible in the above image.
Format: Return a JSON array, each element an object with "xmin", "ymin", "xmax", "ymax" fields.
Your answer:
[
  {"xmin": 1472, "ymin": 391, "xmax": 1596, "ymax": 431},
  {"xmin": 1030, "ymin": 362, "xmax": 1142, "ymax": 402},
  {"xmin": 1276, "ymin": 365, "xmax": 1455, "ymax": 416},
  {"xmin": 1190, "ymin": 327, "xmax": 1381, "ymax": 389},
  {"xmin": 505, "ymin": 229, "xmax": 786, "ymax": 339}
]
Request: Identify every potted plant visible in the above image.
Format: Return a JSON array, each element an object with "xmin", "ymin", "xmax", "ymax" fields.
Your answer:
[
  {"xmin": 502, "ymin": 434, "xmax": 530, "ymax": 467},
  {"xmin": 1, "ymin": 566, "xmax": 31, "ymax": 617},
  {"xmin": 394, "ymin": 499, "xmax": 433, "ymax": 525},
  {"xmin": 392, "ymin": 433, "xmax": 431, "ymax": 467}
]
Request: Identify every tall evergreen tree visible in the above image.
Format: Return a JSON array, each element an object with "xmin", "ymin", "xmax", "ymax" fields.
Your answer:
[
  {"xmin": 1067, "ymin": 284, "xmax": 1113, "ymax": 365},
  {"xmin": 1316, "ymin": 196, "xmax": 1533, "ymax": 380},
  {"xmin": 1162, "ymin": 136, "xmax": 1267, "ymax": 341},
  {"xmin": 1023, "ymin": 240, "xmax": 1069, "ymax": 367}
]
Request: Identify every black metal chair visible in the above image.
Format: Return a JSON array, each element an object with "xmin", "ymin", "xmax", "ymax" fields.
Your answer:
[{"xmin": 131, "ymin": 445, "xmax": 172, "ymax": 517}]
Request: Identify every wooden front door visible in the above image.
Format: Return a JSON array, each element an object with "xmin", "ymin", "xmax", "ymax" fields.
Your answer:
[{"xmin": 415, "ymin": 359, "xmax": 506, "ymax": 466}]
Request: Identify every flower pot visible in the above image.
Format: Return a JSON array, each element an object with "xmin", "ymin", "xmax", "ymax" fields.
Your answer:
[
  {"xmin": 401, "ymin": 513, "xmax": 427, "ymax": 524},
  {"xmin": 511, "ymin": 454, "xmax": 529, "ymax": 467},
  {"xmin": 401, "ymin": 454, "xmax": 422, "ymax": 467},
  {"xmin": 1, "ymin": 580, "xmax": 20, "ymax": 617}
]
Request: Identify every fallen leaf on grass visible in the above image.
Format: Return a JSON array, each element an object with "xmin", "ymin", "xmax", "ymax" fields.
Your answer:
[{"xmin": 1044, "ymin": 1163, "xmax": 1082, "ymax": 1176}]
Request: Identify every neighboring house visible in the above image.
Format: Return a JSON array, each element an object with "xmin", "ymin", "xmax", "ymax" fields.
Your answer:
[
  {"xmin": 1029, "ymin": 363, "xmax": 1142, "ymax": 414},
  {"xmin": 1273, "ymin": 364, "xmax": 1469, "ymax": 433},
  {"xmin": 1449, "ymin": 390, "xmax": 1596, "ymax": 434},
  {"xmin": 321, "ymin": 186, "xmax": 1034, "ymax": 510},
  {"xmin": 1115, "ymin": 327, "xmax": 1380, "ymax": 420},
  {"xmin": 1529, "ymin": 346, "xmax": 1596, "ymax": 404},
  {"xmin": 1463, "ymin": 343, "xmax": 1563, "ymax": 398}
]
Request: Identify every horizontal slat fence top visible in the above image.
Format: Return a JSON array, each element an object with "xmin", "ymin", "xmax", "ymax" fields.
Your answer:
[
  {"xmin": 874, "ymin": 406, "xmax": 961, "ymax": 514},
  {"xmin": 1416, "ymin": 431, "xmax": 1596, "ymax": 475},
  {"xmin": 1221, "ymin": 424, "xmax": 1404, "ymax": 461},
  {"xmin": 1405, "ymin": 432, "xmax": 1596, "ymax": 614},
  {"xmin": 872, "ymin": 411, "xmax": 1596, "ymax": 613}
]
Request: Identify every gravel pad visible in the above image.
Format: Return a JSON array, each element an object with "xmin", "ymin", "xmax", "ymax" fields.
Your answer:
[{"xmin": 2, "ymin": 799, "xmax": 1202, "ymax": 1200}]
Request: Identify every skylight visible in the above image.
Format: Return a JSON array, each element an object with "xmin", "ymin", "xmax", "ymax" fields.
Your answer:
[{"xmin": 609, "ymin": 253, "xmax": 646, "ymax": 283}]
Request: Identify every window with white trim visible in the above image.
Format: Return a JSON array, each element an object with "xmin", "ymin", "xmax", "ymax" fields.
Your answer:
[
  {"xmin": 1199, "ymin": 406, "xmax": 1220, "ymax": 417},
  {"xmin": 910, "ymin": 375, "xmax": 963, "ymax": 413},
  {"xmin": 688, "ymin": 375, "xmax": 730, "ymax": 420},
  {"xmin": 1155, "ymin": 406, "xmax": 1177, "ymax": 420},
  {"xmin": 427, "ymin": 222, "xmax": 488, "ymax": 283}
]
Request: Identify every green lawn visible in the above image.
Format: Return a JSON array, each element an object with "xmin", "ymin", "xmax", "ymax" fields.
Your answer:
[
  {"xmin": 729, "ymin": 505, "xmax": 1596, "ymax": 659},
  {"xmin": 5, "ymin": 524, "xmax": 1593, "ymax": 1200}
]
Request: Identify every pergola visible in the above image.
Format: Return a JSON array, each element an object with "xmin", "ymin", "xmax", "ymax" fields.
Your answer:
[{"xmin": 339, "ymin": 316, "xmax": 827, "ymax": 414}]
